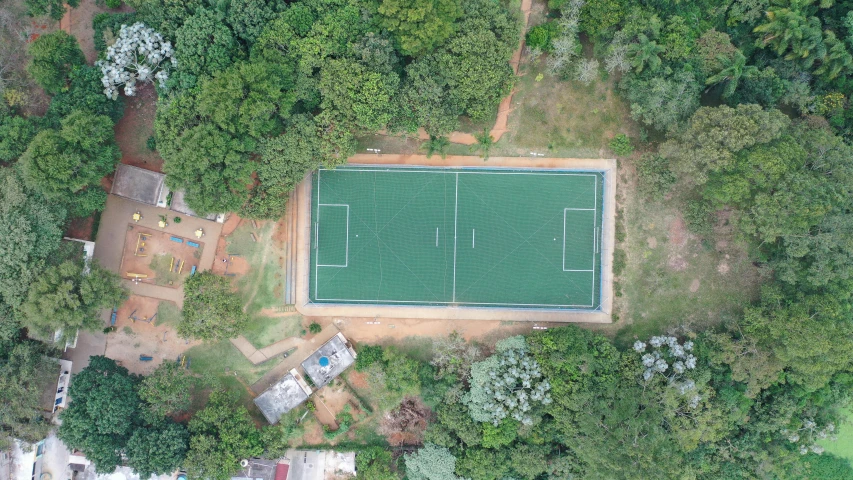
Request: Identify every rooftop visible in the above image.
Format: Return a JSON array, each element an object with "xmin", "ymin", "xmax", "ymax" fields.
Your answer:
[
  {"xmin": 110, "ymin": 164, "xmax": 165, "ymax": 206},
  {"xmin": 253, "ymin": 370, "xmax": 311, "ymax": 424},
  {"xmin": 300, "ymin": 333, "xmax": 357, "ymax": 389}
]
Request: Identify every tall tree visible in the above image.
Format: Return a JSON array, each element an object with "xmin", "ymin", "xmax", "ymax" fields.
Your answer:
[
  {"xmin": 58, "ymin": 357, "xmax": 144, "ymax": 472},
  {"xmin": 0, "ymin": 169, "xmax": 66, "ymax": 310},
  {"xmin": 125, "ymin": 422, "xmax": 189, "ymax": 478},
  {"xmin": 184, "ymin": 391, "xmax": 262, "ymax": 480},
  {"xmin": 627, "ymin": 34, "xmax": 665, "ymax": 73},
  {"xmin": 26, "ymin": 31, "xmax": 86, "ymax": 94},
  {"xmin": 19, "ymin": 260, "xmax": 128, "ymax": 341},
  {"xmin": 18, "ymin": 110, "xmax": 120, "ymax": 216},
  {"xmin": 179, "ymin": 272, "xmax": 248, "ymax": 341},
  {"xmin": 705, "ymin": 50, "xmax": 760, "ymax": 98},
  {"xmin": 0, "ymin": 340, "xmax": 59, "ymax": 448},
  {"xmin": 377, "ymin": 0, "xmax": 462, "ymax": 57},
  {"xmin": 138, "ymin": 362, "xmax": 194, "ymax": 417}
]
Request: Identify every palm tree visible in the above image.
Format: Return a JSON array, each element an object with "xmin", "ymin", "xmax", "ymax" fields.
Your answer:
[
  {"xmin": 473, "ymin": 129, "xmax": 494, "ymax": 161},
  {"xmin": 705, "ymin": 50, "xmax": 759, "ymax": 97},
  {"xmin": 627, "ymin": 34, "xmax": 665, "ymax": 73},
  {"xmin": 754, "ymin": 6, "xmax": 824, "ymax": 66},
  {"xmin": 814, "ymin": 30, "xmax": 853, "ymax": 80},
  {"xmin": 424, "ymin": 136, "xmax": 450, "ymax": 159}
]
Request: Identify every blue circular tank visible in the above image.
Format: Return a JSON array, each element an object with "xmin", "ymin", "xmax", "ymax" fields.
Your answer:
[{"xmin": 319, "ymin": 356, "xmax": 330, "ymax": 367}]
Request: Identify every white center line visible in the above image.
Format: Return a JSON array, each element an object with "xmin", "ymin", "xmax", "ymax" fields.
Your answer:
[
  {"xmin": 472, "ymin": 229, "xmax": 475, "ymax": 248},
  {"xmin": 453, "ymin": 173, "xmax": 458, "ymax": 302}
]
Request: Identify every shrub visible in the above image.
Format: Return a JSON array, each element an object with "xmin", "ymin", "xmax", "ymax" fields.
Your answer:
[
  {"xmin": 612, "ymin": 249, "xmax": 627, "ymax": 276},
  {"xmin": 309, "ymin": 322, "xmax": 322, "ymax": 334},
  {"xmin": 146, "ymin": 135, "xmax": 156, "ymax": 151},
  {"xmin": 609, "ymin": 134, "xmax": 634, "ymax": 156},
  {"xmin": 526, "ymin": 22, "xmax": 559, "ymax": 52},
  {"xmin": 636, "ymin": 154, "xmax": 676, "ymax": 201},
  {"xmin": 173, "ymin": 216, "xmax": 181, "ymax": 224},
  {"xmin": 355, "ymin": 344, "xmax": 384, "ymax": 371},
  {"xmin": 105, "ymin": 0, "xmax": 122, "ymax": 7},
  {"xmin": 684, "ymin": 200, "xmax": 714, "ymax": 237}
]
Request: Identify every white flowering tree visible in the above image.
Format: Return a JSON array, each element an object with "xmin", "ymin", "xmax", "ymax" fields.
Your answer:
[
  {"xmin": 97, "ymin": 22, "xmax": 176, "ymax": 99},
  {"xmin": 466, "ymin": 336, "xmax": 552, "ymax": 426},
  {"xmin": 783, "ymin": 418, "xmax": 836, "ymax": 455},
  {"xmin": 634, "ymin": 335, "xmax": 701, "ymax": 408}
]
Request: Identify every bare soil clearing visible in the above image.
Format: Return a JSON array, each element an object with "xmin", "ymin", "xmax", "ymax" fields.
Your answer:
[
  {"xmin": 114, "ymin": 84, "xmax": 164, "ymax": 172},
  {"xmin": 118, "ymin": 225, "xmax": 204, "ymax": 287},
  {"xmin": 104, "ymin": 295, "xmax": 201, "ymax": 375}
]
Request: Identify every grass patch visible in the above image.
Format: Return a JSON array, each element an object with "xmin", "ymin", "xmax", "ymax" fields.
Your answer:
[
  {"xmin": 227, "ymin": 223, "xmax": 284, "ymax": 313},
  {"xmin": 149, "ymin": 253, "xmax": 181, "ymax": 287},
  {"xmin": 242, "ymin": 314, "xmax": 303, "ymax": 349},
  {"xmin": 496, "ymin": 60, "xmax": 635, "ymax": 158},
  {"xmin": 613, "ymin": 191, "xmax": 763, "ymax": 347},
  {"xmin": 155, "ymin": 301, "xmax": 182, "ymax": 328},
  {"xmin": 185, "ymin": 340, "xmax": 276, "ymax": 385},
  {"xmin": 820, "ymin": 407, "xmax": 853, "ymax": 462}
]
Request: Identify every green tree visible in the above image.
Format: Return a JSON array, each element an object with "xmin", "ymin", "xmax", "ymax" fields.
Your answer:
[
  {"xmin": 473, "ymin": 129, "xmax": 494, "ymax": 160},
  {"xmin": 627, "ymin": 34, "xmax": 665, "ymax": 73},
  {"xmin": 0, "ymin": 112, "xmax": 39, "ymax": 162},
  {"xmin": 185, "ymin": 391, "xmax": 262, "ymax": 480},
  {"xmin": 319, "ymin": 59, "xmax": 400, "ymax": 131},
  {"xmin": 0, "ymin": 169, "xmax": 66, "ymax": 310},
  {"xmin": 174, "ymin": 8, "xmax": 242, "ymax": 85},
  {"xmin": 456, "ymin": 448, "xmax": 511, "ymax": 480},
  {"xmin": 753, "ymin": 5, "xmax": 824, "ymax": 66},
  {"xmin": 196, "ymin": 60, "xmax": 296, "ymax": 139},
  {"xmin": 25, "ymin": 0, "xmax": 82, "ymax": 21},
  {"xmin": 659, "ymin": 104, "xmax": 790, "ymax": 184},
  {"xmin": 19, "ymin": 260, "xmax": 129, "ymax": 341},
  {"xmin": 138, "ymin": 362, "xmax": 194, "ymax": 417},
  {"xmin": 354, "ymin": 447, "xmax": 398, "ymax": 480},
  {"xmin": 179, "ymin": 272, "xmax": 248, "ymax": 341},
  {"xmin": 743, "ymin": 287, "xmax": 853, "ymax": 392},
  {"xmin": 18, "ymin": 110, "xmax": 120, "ymax": 216},
  {"xmin": 45, "ymin": 65, "xmax": 125, "ymax": 125},
  {"xmin": 404, "ymin": 443, "xmax": 463, "ymax": 480},
  {"xmin": 125, "ymin": 422, "xmax": 189, "ymax": 478},
  {"xmin": 126, "ymin": 0, "xmax": 202, "ymax": 38},
  {"xmin": 226, "ymin": 0, "xmax": 278, "ymax": 43},
  {"xmin": 27, "ymin": 31, "xmax": 86, "ymax": 94},
  {"xmin": 377, "ymin": 0, "xmax": 462, "ymax": 57},
  {"xmin": 579, "ymin": 0, "xmax": 626, "ymax": 38},
  {"xmin": 157, "ymin": 93, "xmax": 254, "ymax": 214},
  {"xmin": 58, "ymin": 357, "xmax": 143, "ymax": 472},
  {"xmin": 0, "ymin": 340, "xmax": 59, "ymax": 447},
  {"xmin": 705, "ymin": 50, "xmax": 760, "ymax": 98},
  {"xmin": 814, "ymin": 30, "xmax": 853, "ymax": 80}
]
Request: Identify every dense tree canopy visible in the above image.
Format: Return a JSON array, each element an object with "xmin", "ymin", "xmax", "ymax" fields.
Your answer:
[
  {"xmin": 0, "ymin": 340, "xmax": 59, "ymax": 447},
  {"xmin": 19, "ymin": 260, "xmax": 128, "ymax": 341},
  {"xmin": 179, "ymin": 272, "xmax": 248, "ymax": 341},
  {"xmin": 26, "ymin": 31, "xmax": 86, "ymax": 94}
]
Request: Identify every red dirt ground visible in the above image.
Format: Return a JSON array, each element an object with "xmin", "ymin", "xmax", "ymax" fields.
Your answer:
[
  {"xmin": 118, "ymin": 225, "xmax": 205, "ymax": 285},
  {"xmin": 65, "ymin": 216, "xmax": 95, "ymax": 241},
  {"xmin": 114, "ymin": 84, "xmax": 164, "ymax": 172}
]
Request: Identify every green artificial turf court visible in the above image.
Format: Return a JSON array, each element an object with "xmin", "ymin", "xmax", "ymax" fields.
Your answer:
[{"xmin": 309, "ymin": 166, "xmax": 605, "ymax": 310}]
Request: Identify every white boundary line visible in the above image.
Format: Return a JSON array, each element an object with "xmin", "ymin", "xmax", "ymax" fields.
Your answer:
[
  {"xmin": 472, "ymin": 229, "xmax": 475, "ymax": 248},
  {"xmin": 311, "ymin": 298, "xmax": 595, "ymax": 308},
  {"xmin": 591, "ymin": 177, "xmax": 597, "ymax": 308},
  {"xmin": 435, "ymin": 228, "xmax": 438, "ymax": 247},
  {"xmin": 452, "ymin": 173, "xmax": 458, "ymax": 302},
  {"xmin": 313, "ymin": 167, "xmax": 602, "ymax": 309},
  {"xmin": 320, "ymin": 167, "xmax": 597, "ymax": 178},
  {"xmin": 316, "ymin": 204, "xmax": 349, "ymax": 267},
  {"xmin": 562, "ymin": 208, "xmax": 596, "ymax": 272},
  {"xmin": 314, "ymin": 170, "xmax": 320, "ymax": 298}
]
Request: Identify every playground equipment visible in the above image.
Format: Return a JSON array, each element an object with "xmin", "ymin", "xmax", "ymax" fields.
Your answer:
[
  {"xmin": 126, "ymin": 272, "xmax": 148, "ymax": 279},
  {"xmin": 110, "ymin": 307, "xmax": 118, "ymax": 326},
  {"xmin": 132, "ymin": 211, "xmax": 142, "ymax": 222},
  {"xmin": 135, "ymin": 233, "xmax": 149, "ymax": 256},
  {"xmin": 170, "ymin": 236, "xmax": 183, "ymax": 243},
  {"xmin": 194, "ymin": 228, "xmax": 204, "ymax": 238},
  {"xmin": 187, "ymin": 241, "xmax": 200, "ymax": 248},
  {"xmin": 139, "ymin": 355, "xmax": 153, "ymax": 361},
  {"xmin": 190, "ymin": 265, "xmax": 197, "ymax": 275}
]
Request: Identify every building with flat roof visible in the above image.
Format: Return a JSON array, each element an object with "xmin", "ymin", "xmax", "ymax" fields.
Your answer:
[
  {"xmin": 300, "ymin": 333, "xmax": 357, "ymax": 389},
  {"xmin": 253, "ymin": 370, "xmax": 312, "ymax": 424}
]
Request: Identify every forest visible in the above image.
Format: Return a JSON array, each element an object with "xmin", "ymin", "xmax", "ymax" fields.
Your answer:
[{"xmin": 0, "ymin": 0, "xmax": 853, "ymax": 479}]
